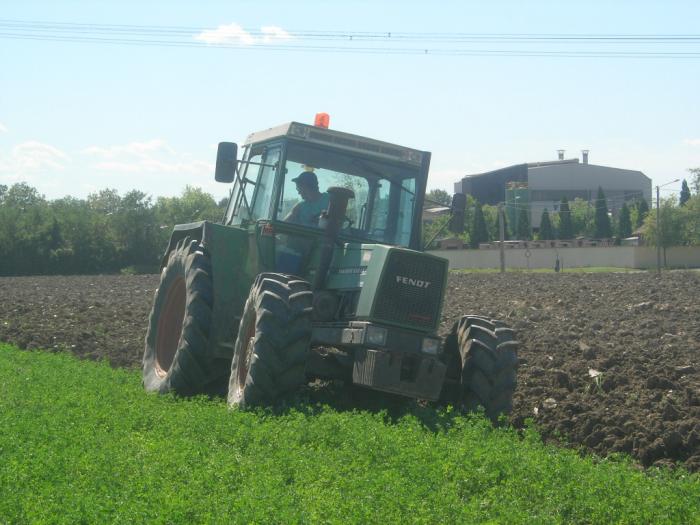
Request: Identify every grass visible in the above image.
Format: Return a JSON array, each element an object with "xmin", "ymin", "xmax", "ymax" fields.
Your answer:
[
  {"xmin": 452, "ymin": 266, "xmax": 644, "ymax": 274},
  {"xmin": 1, "ymin": 344, "xmax": 699, "ymax": 524}
]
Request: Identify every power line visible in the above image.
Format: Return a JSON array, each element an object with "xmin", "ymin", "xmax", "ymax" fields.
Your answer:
[
  {"xmin": 2, "ymin": 19, "xmax": 700, "ymax": 58},
  {"xmin": 2, "ymin": 19, "xmax": 700, "ymax": 42}
]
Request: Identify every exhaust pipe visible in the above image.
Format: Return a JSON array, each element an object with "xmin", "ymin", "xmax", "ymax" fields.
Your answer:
[{"xmin": 314, "ymin": 186, "xmax": 355, "ymax": 290}]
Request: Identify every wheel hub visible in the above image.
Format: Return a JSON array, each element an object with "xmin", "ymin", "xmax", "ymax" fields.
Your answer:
[
  {"xmin": 154, "ymin": 275, "xmax": 186, "ymax": 377},
  {"xmin": 236, "ymin": 312, "xmax": 256, "ymax": 393}
]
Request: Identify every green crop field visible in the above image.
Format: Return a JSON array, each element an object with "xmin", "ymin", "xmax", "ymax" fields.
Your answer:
[{"xmin": 1, "ymin": 344, "xmax": 698, "ymax": 524}]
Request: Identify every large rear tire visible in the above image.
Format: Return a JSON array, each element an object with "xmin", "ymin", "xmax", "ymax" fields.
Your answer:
[
  {"xmin": 441, "ymin": 315, "xmax": 518, "ymax": 421},
  {"xmin": 228, "ymin": 273, "xmax": 312, "ymax": 408},
  {"xmin": 143, "ymin": 238, "xmax": 229, "ymax": 396}
]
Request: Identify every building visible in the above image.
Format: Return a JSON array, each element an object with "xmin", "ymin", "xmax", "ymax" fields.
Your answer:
[{"xmin": 453, "ymin": 151, "xmax": 652, "ymax": 229}]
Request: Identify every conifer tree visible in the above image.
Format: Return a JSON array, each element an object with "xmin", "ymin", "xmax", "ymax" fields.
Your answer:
[
  {"xmin": 539, "ymin": 209, "xmax": 553, "ymax": 240},
  {"xmin": 501, "ymin": 208, "xmax": 511, "ymax": 240},
  {"xmin": 516, "ymin": 207, "xmax": 530, "ymax": 240},
  {"xmin": 636, "ymin": 198, "xmax": 649, "ymax": 228},
  {"xmin": 594, "ymin": 186, "xmax": 612, "ymax": 238},
  {"xmin": 470, "ymin": 202, "xmax": 489, "ymax": 248},
  {"xmin": 558, "ymin": 197, "xmax": 573, "ymax": 239},
  {"xmin": 680, "ymin": 179, "xmax": 691, "ymax": 206},
  {"xmin": 618, "ymin": 202, "xmax": 632, "ymax": 239}
]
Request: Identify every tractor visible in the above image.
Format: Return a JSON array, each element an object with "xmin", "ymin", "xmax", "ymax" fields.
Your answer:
[{"xmin": 142, "ymin": 116, "xmax": 517, "ymax": 419}]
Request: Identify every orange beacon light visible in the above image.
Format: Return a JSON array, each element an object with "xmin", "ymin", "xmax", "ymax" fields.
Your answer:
[{"xmin": 314, "ymin": 112, "xmax": 330, "ymax": 128}]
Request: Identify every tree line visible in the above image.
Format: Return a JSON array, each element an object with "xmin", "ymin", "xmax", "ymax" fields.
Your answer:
[
  {"xmin": 424, "ymin": 169, "xmax": 700, "ymax": 249},
  {"xmin": 2, "ymin": 171, "xmax": 699, "ymax": 276},
  {"xmin": 0, "ymin": 183, "xmax": 226, "ymax": 276}
]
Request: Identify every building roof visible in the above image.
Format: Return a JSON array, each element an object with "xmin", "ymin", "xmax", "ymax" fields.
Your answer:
[{"xmin": 459, "ymin": 158, "xmax": 579, "ymax": 181}]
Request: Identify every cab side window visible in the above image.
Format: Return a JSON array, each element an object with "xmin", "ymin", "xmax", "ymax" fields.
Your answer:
[
  {"xmin": 230, "ymin": 153, "xmax": 262, "ymax": 225},
  {"xmin": 228, "ymin": 146, "xmax": 280, "ymax": 225},
  {"xmin": 250, "ymin": 147, "xmax": 280, "ymax": 221}
]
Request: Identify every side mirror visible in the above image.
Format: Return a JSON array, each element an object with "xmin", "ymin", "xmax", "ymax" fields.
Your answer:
[
  {"xmin": 448, "ymin": 193, "xmax": 466, "ymax": 234},
  {"xmin": 215, "ymin": 142, "xmax": 238, "ymax": 183}
]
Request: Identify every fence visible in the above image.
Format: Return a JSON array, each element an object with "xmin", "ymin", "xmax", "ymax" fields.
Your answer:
[{"xmin": 430, "ymin": 246, "xmax": 700, "ymax": 270}]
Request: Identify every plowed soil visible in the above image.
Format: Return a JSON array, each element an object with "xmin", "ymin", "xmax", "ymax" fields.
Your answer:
[{"xmin": 1, "ymin": 272, "xmax": 699, "ymax": 471}]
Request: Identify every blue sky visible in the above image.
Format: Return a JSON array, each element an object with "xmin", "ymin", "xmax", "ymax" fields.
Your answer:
[{"xmin": 1, "ymin": 0, "xmax": 699, "ymax": 202}]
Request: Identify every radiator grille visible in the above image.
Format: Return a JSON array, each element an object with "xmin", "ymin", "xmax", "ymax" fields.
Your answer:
[{"xmin": 372, "ymin": 251, "xmax": 446, "ymax": 330}]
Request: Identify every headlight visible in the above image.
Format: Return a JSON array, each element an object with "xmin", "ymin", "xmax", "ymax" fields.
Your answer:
[
  {"xmin": 421, "ymin": 337, "xmax": 440, "ymax": 355},
  {"xmin": 365, "ymin": 325, "xmax": 388, "ymax": 346}
]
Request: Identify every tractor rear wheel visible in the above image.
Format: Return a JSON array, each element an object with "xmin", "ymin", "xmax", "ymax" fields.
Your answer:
[
  {"xmin": 441, "ymin": 315, "xmax": 518, "ymax": 421},
  {"xmin": 142, "ymin": 238, "xmax": 229, "ymax": 396},
  {"xmin": 228, "ymin": 273, "xmax": 313, "ymax": 408}
]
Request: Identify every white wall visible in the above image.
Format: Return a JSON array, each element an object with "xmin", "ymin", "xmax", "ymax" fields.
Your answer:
[{"xmin": 431, "ymin": 246, "xmax": 700, "ymax": 270}]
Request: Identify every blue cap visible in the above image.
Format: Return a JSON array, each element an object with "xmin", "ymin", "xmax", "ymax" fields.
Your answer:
[{"xmin": 291, "ymin": 171, "xmax": 318, "ymax": 187}]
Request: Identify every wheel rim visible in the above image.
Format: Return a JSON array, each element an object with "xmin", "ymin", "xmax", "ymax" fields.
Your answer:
[
  {"xmin": 155, "ymin": 275, "xmax": 186, "ymax": 377},
  {"xmin": 236, "ymin": 311, "xmax": 256, "ymax": 395}
]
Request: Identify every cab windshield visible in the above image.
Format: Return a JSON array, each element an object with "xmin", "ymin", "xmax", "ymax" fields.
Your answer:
[{"xmin": 278, "ymin": 143, "xmax": 418, "ymax": 247}]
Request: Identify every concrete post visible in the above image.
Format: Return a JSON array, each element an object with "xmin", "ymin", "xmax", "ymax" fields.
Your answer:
[{"xmin": 499, "ymin": 203, "xmax": 505, "ymax": 273}]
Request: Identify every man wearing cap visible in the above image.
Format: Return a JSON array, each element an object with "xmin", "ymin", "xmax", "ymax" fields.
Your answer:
[{"xmin": 284, "ymin": 171, "xmax": 330, "ymax": 227}]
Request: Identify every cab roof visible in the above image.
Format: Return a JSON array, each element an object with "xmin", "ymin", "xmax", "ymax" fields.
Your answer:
[{"xmin": 244, "ymin": 122, "xmax": 428, "ymax": 167}]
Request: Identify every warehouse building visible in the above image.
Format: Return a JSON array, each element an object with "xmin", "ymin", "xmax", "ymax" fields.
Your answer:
[{"xmin": 453, "ymin": 151, "xmax": 652, "ymax": 229}]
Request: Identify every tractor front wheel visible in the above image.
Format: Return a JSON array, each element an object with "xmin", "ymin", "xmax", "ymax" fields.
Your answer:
[
  {"xmin": 142, "ymin": 238, "xmax": 229, "ymax": 396},
  {"xmin": 441, "ymin": 315, "xmax": 518, "ymax": 421},
  {"xmin": 228, "ymin": 273, "xmax": 313, "ymax": 408}
]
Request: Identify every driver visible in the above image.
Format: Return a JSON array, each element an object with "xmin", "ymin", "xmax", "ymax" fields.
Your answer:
[{"xmin": 284, "ymin": 171, "xmax": 330, "ymax": 227}]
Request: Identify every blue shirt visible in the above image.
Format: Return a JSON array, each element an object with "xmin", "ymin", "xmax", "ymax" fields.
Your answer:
[{"xmin": 288, "ymin": 193, "xmax": 330, "ymax": 227}]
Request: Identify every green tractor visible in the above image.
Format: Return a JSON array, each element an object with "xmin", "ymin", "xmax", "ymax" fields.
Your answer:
[{"xmin": 142, "ymin": 119, "xmax": 517, "ymax": 419}]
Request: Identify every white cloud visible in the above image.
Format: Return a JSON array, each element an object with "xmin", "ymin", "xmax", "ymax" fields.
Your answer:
[
  {"xmin": 195, "ymin": 23, "xmax": 255, "ymax": 45},
  {"xmin": 0, "ymin": 140, "xmax": 70, "ymax": 173},
  {"xmin": 260, "ymin": 26, "xmax": 292, "ymax": 43},
  {"xmin": 194, "ymin": 23, "xmax": 293, "ymax": 46},
  {"xmin": 0, "ymin": 141, "xmax": 70, "ymax": 185},
  {"xmin": 83, "ymin": 139, "xmax": 212, "ymax": 179},
  {"xmin": 0, "ymin": 122, "xmax": 7, "ymax": 133},
  {"xmin": 82, "ymin": 139, "xmax": 173, "ymax": 159},
  {"xmin": 94, "ymin": 159, "xmax": 213, "ymax": 175},
  {"xmin": 683, "ymin": 138, "xmax": 700, "ymax": 147}
]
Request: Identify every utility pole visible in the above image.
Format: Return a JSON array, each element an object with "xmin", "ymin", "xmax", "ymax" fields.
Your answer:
[
  {"xmin": 498, "ymin": 202, "xmax": 505, "ymax": 273},
  {"xmin": 656, "ymin": 185, "xmax": 661, "ymax": 277},
  {"xmin": 656, "ymin": 179, "xmax": 679, "ymax": 276}
]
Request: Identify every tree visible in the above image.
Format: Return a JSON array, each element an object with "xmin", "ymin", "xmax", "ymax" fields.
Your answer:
[
  {"xmin": 5, "ymin": 182, "xmax": 45, "ymax": 208},
  {"xmin": 539, "ymin": 209, "xmax": 553, "ymax": 240},
  {"xmin": 618, "ymin": 203, "xmax": 632, "ymax": 239},
  {"xmin": 558, "ymin": 197, "xmax": 573, "ymax": 239},
  {"xmin": 0, "ymin": 183, "xmax": 52, "ymax": 275},
  {"xmin": 155, "ymin": 186, "xmax": 221, "ymax": 226},
  {"xmin": 501, "ymin": 208, "xmax": 510, "ymax": 240},
  {"xmin": 422, "ymin": 214, "xmax": 453, "ymax": 249},
  {"xmin": 570, "ymin": 198, "xmax": 595, "ymax": 237},
  {"xmin": 680, "ymin": 179, "xmax": 691, "ymax": 206},
  {"xmin": 516, "ymin": 207, "xmax": 530, "ymax": 240},
  {"xmin": 594, "ymin": 186, "xmax": 612, "ymax": 238},
  {"xmin": 689, "ymin": 167, "xmax": 700, "ymax": 195},
  {"xmin": 87, "ymin": 188, "xmax": 121, "ymax": 214},
  {"xmin": 50, "ymin": 196, "xmax": 118, "ymax": 274},
  {"xmin": 635, "ymin": 198, "xmax": 650, "ymax": 228},
  {"xmin": 683, "ymin": 194, "xmax": 700, "ymax": 245},
  {"xmin": 111, "ymin": 190, "xmax": 160, "ymax": 269},
  {"xmin": 470, "ymin": 202, "xmax": 489, "ymax": 248},
  {"xmin": 643, "ymin": 197, "xmax": 686, "ymax": 264},
  {"xmin": 425, "ymin": 188, "xmax": 452, "ymax": 207}
]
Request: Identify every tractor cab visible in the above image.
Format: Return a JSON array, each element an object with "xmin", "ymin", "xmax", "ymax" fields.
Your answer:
[{"xmin": 216, "ymin": 121, "xmax": 430, "ymax": 277}]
